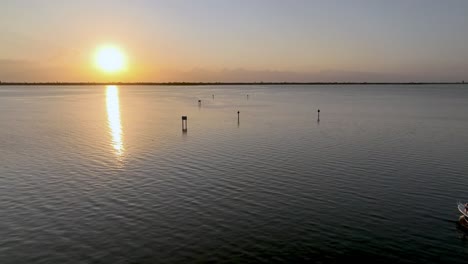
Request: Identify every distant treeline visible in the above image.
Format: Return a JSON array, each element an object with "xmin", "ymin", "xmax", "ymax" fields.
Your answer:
[{"xmin": 0, "ymin": 81, "xmax": 465, "ymax": 86}]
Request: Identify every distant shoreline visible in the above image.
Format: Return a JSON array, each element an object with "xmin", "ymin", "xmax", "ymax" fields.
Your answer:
[{"xmin": 0, "ymin": 82, "xmax": 466, "ymax": 86}]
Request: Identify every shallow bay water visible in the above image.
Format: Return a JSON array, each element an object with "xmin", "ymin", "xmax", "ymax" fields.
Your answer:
[{"xmin": 1, "ymin": 85, "xmax": 468, "ymax": 263}]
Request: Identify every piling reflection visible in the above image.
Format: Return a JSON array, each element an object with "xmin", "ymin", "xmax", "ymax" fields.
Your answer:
[{"xmin": 106, "ymin": 85, "xmax": 124, "ymax": 157}]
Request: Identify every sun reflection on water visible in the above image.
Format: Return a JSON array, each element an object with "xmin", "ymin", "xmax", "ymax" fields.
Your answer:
[{"xmin": 106, "ymin": 85, "xmax": 124, "ymax": 157}]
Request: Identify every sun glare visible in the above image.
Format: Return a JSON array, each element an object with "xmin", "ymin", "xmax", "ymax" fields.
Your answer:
[
  {"xmin": 106, "ymin": 85, "xmax": 124, "ymax": 157},
  {"xmin": 95, "ymin": 46, "xmax": 126, "ymax": 73}
]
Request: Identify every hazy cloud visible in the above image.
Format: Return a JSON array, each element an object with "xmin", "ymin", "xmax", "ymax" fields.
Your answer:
[
  {"xmin": 154, "ymin": 68, "xmax": 462, "ymax": 83},
  {"xmin": 0, "ymin": 59, "xmax": 85, "ymax": 82},
  {"xmin": 1, "ymin": 60, "xmax": 466, "ymax": 83}
]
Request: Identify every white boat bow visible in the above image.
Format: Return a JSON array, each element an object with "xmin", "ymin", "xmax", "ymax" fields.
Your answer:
[{"xmin": 457, "ymin": 202, "xmax": 468, "ymax": 217}]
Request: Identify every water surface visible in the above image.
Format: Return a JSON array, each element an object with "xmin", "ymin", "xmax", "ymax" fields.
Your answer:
[{"xmin": 1, "ymin": 85, "xmax": 468, "ymax": 263}]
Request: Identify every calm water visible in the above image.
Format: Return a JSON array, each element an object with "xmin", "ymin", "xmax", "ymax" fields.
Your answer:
[{"xmin": 1, "ymin": 85, "xmax": 468, "ymax": 263}]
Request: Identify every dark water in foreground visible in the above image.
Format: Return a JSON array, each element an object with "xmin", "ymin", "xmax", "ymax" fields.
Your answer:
[{"xmin": 1, "ymin": 85, "xmax": 468, "ymax": 263}]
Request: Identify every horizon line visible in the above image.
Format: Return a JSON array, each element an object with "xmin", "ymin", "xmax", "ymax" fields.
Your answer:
[{"xmin": 0, "ymin": 81, "xmax": 466, "ymax": 86}]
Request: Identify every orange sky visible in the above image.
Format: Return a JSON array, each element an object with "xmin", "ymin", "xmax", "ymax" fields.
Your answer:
[{"xmin": 1, "ymin": 1, "xmax": 468, "ymax": 82}]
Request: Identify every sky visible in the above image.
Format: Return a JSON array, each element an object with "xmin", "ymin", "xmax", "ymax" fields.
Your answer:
[{"xmin": 1, "ymin": 0, "xmax": 468, "ymax": 82}]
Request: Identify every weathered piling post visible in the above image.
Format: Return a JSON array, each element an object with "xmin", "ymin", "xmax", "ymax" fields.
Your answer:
[
  {"xmin": 247, "ymin": 94, "xmax": 249, "ymax": 100},
  {"xmin": 317, "ymin": 109, "xmax": 320, "ymax": 122},
  {"xmin": 182, "ymin": 116, "xmax": 188, "ymax": 132},
  {"xmin": 237, "ymin": 111, "xmax": 240, "ymax": 123},
  {"xmin": 212, "ymin": 94, "xmax": 215, "ymax": 100},
  {"xmin": 198, "ymin": 99, "xmax": 202, "ymax": 106}
]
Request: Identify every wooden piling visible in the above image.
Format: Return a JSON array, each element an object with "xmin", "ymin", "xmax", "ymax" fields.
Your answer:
[{"xmin": 182, "ymin": 116, "xmax": 188, "ymax": 132}]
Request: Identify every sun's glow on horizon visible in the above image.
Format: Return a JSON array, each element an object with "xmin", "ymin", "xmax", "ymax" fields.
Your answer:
[
  {"xmin": 96, "ymin": 46, "xmax": 126, "ymax": 73},
  {"xmin": 106, "ymin": 85, "xmax": 124, "ymax": 157}
]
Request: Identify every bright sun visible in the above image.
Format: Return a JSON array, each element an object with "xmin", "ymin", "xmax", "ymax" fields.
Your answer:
[{"xmin": 95, "ymin": 46, "xmax": 126, "ymax": 73}]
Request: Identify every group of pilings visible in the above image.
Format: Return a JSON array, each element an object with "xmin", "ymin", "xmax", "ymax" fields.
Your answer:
[
  {"xmin": 182, "ymin": 95, "xmax": 321, "ymax": 132},
  {"xmin": 182, "ymin": 112, "xmax": 241, "ymax": 132}
]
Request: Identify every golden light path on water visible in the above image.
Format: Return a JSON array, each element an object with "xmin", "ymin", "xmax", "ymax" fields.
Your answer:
[{"xmin": 106, "ymin": 85, "xmax": 124, "ymax": 157}]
